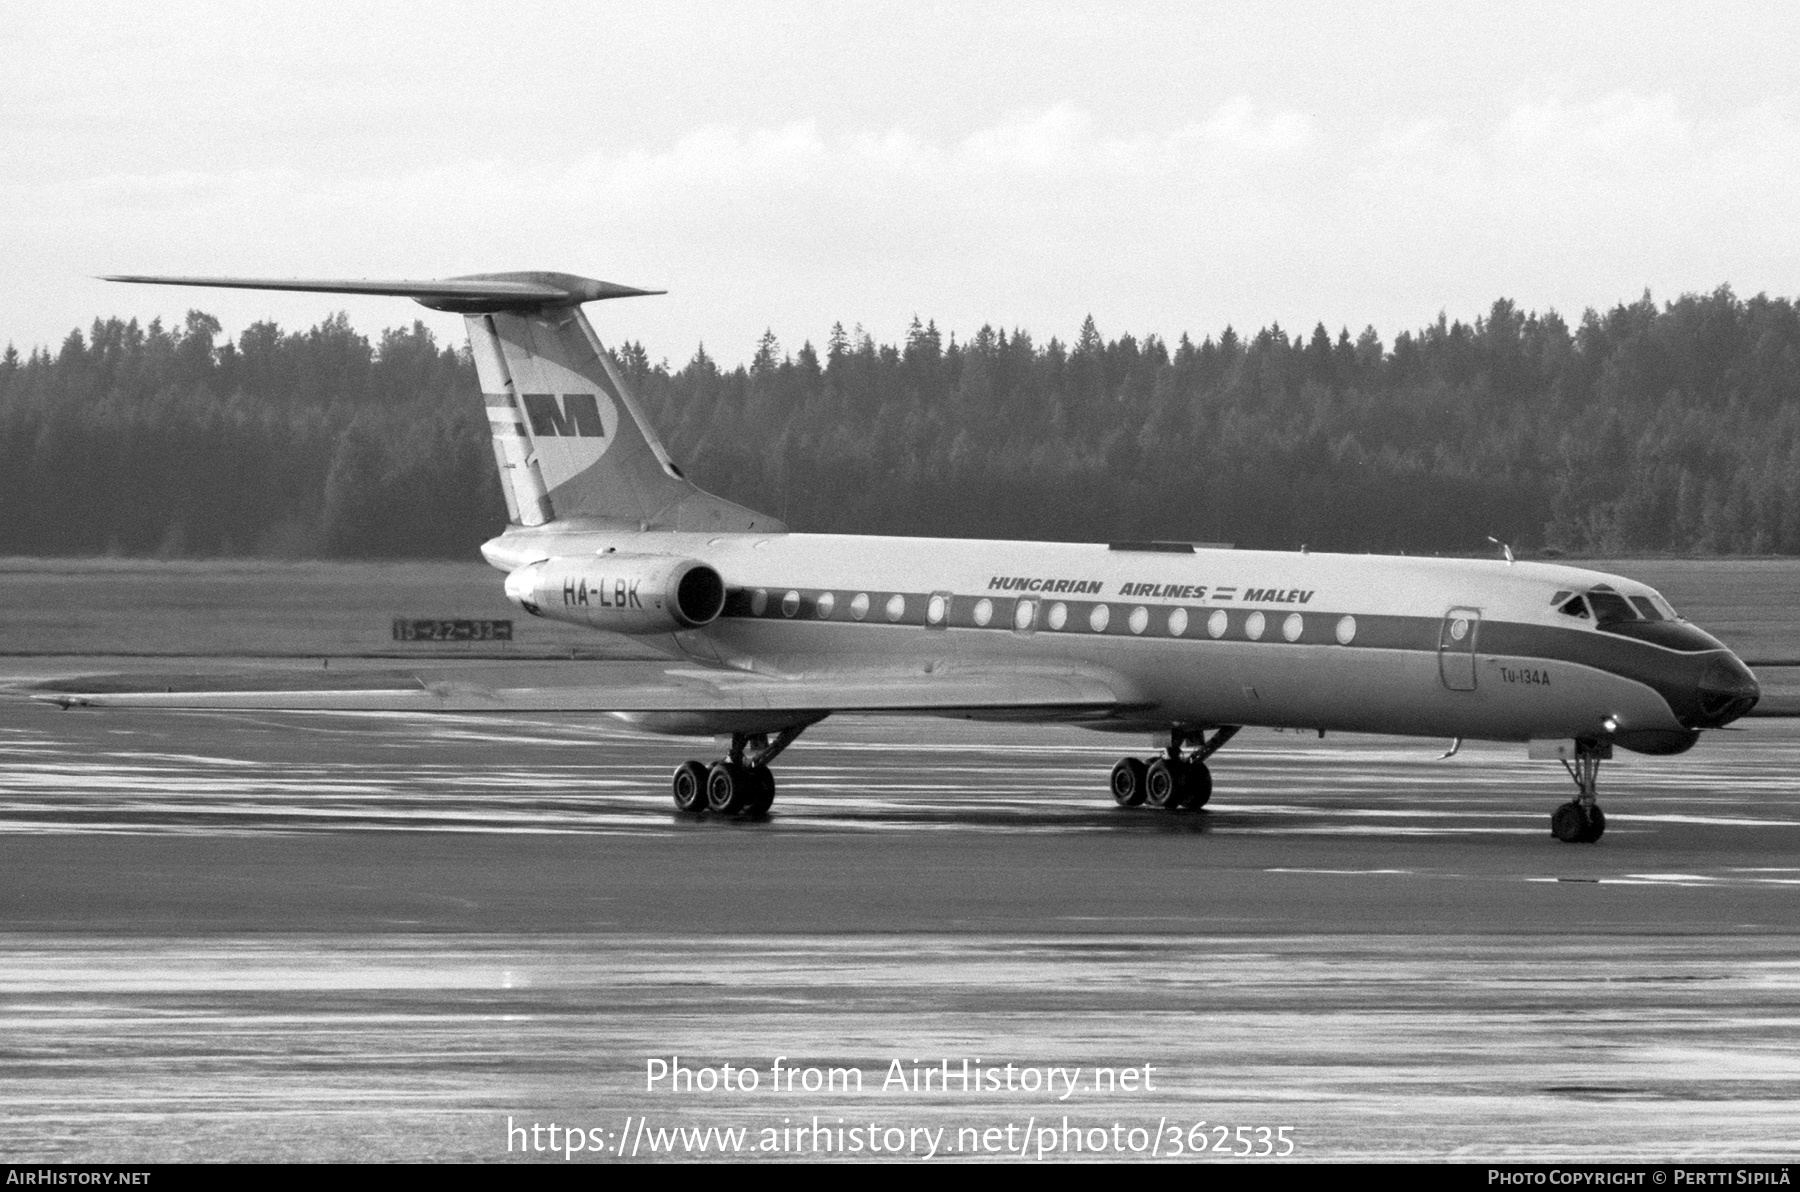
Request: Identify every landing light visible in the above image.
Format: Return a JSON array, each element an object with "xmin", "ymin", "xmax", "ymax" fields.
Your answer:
[{"xmin": 1602, "ymin": 717, "xmax": 1619, "ymax": 734}]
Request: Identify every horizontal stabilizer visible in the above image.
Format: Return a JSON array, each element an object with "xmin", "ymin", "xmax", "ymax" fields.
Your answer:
[{"xmin": 100, "ymin": 271, "xmax": 662, "ymax": 313}]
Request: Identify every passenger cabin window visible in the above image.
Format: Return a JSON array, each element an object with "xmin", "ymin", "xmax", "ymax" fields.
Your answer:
[
  {"xmin": 1629, "ymin": 595, "xmax": 1666, "ymax": 621},
  {"xmin": 1585, "ymin": 591, "xmax": 1639, "ymax": 623},
  {"xmin": 1557, "ymin": 595, "xmax": 1590, "ymax": 619}
]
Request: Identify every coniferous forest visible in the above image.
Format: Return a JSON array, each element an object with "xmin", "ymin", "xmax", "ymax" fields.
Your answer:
[{"xmin": 2, "ymin": 286, "xmax": 1798, "ymax": 559}]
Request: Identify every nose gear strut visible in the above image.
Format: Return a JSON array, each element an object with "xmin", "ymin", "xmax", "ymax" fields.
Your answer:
[{"xmin": 1551, "ymin": 738, "xmax": 1610, "ymax": 843}]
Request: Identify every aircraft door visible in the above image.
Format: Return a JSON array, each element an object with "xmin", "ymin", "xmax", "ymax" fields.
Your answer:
[{"xmin": 1438, "ymin": 608, "xmax": 1480, "ymax": 691}]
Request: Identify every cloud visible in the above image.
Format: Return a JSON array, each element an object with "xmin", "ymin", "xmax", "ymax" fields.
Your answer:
[
  {"xmin": 1194, "ymin": 95, "xmax": 1313, "ymax": 156},
  {"xmin": 14, "ymin": 98, "xmax": 1320, "ymax": 284},
  {"xmin": 1350, "ymin": 91, "xmax": 1800, "ymax": 250},
  {"xmin": 4, "ymin": 93, "xmax": 1797, "ymax": 363},
  {"xmin": 1495, "ymin": 92, "xmax": 1694, "ymax": 163},
  {"xmin": 957, "ymin": 105, "xmax": 1093, "ymax": 171}
]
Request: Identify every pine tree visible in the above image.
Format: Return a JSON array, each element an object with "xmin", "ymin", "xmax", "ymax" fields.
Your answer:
[{"xmin": 751, "ymin": 329, "xmax": 781, "ymax": 376}]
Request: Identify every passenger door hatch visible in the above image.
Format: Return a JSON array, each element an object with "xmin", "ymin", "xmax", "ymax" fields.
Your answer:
[{"xmin": 1438, "ymin": 607, "xmax": 1481, "ymax": 691}]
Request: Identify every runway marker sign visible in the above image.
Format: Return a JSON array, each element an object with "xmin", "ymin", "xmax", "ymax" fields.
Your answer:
[{"xmin": 391, "ymin": 618, "xmax": 514, "ymax": 642}]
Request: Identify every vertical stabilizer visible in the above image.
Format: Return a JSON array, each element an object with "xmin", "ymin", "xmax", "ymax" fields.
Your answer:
[{"xmin": 464, "ymin": 305, "xmax": 782, "ymax": 532}]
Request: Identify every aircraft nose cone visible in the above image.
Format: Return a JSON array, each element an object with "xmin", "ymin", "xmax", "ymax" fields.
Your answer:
[{"xmin": 1694, "ymin": 654, "xmax": 1761, "ymax": 727}]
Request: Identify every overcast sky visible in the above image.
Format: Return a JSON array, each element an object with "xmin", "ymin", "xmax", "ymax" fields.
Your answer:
[{"xmin": 6, "ymin": 1, "xmax": 1798, "ymax": 364}]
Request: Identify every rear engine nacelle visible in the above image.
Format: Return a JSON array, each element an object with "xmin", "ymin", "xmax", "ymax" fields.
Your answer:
[{"xmin": 504, "ymin": 555, "xmax": 726, "ymax": 634}]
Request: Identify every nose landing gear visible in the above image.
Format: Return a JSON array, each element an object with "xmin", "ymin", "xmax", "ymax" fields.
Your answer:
[
  {"xmin": 671, "ymin": 725, "xmax": 806, "ymax": 817},
  {"xmin": 1110, "ymin": 726, "xmax": 1238, "ymax": 812},
  {"xmin": 1551, "ymin": 739, "xmax": 1610, "ymax": 843}
]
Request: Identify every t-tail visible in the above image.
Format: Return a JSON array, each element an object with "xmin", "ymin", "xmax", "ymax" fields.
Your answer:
[{"xmin": 102, "ymin": 270, "xmax": 783, "ymax": 535}]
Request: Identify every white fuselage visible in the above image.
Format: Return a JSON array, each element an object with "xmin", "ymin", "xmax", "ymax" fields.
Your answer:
[{"xmin": 486, "ymin": 526, "xmax": 1748, "ymax": 750}]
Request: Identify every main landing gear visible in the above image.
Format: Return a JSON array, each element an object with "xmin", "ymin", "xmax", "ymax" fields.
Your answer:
[
  {"xmin": 671, "ymin": 726, "xmax": 807, "ymax": 817},
  {"xmin": 1551, "ymin": 739, "xmax": 1610, "ymax": 844},
  {"xmin": 1110, "ymin": 727, "xmax": 1239, "ymax": 812}
]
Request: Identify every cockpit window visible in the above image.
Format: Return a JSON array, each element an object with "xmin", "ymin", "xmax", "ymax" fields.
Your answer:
[
  {"xmin": 1651, "ymin": 594, "xmax": 1681, "ymax": 620},
  {"xmin": 1550, "ymin": 590, "xmax": 1572, "ymax": 605},
  {"xmin": 1629, "ymin": 595, "xmax": 1666, "ymax": 621},
  {"xmin": 1557, "ymin": 595, "xmax": 1590, "ymax": 619},
  {"xmin": 1585, "ymin": 591, "xmax": 1639, "ymax": 623}
]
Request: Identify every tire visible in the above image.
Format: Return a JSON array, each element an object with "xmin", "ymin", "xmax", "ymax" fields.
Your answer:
[
  {"xmin": 1551, "ymin": 801, "xmax": 1588, "ymax": 843},
  {"xmin": 1581, "ymin": 805, "xmax": 1606, "ymax": 843},
  {"xmin": 1145, "ymin": 758, "xmax": 1180, "ymax": 809},
  {"xmin": 746, "ymin": 766, "xmax": 776, "ymax": 815},
  {"xmin": 1110, "ymin": 757, "xmax": 1147, "ymax": 807},
  {"xmin": 1185, "ymin": 761, "xmax": 1214, "ymax": 810},
  {"xmin": 707, "ymin": 761, "xmax": 752, "ymax": 814},
  {"xmin": 671, "ymin": 760, "xmax": 708, "ymax": 813}
]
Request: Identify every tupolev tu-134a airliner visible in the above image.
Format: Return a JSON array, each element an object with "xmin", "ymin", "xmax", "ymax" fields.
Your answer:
[{"xmin": 52, "ymin": 271, "xmax": 1764, "ymax": 844}]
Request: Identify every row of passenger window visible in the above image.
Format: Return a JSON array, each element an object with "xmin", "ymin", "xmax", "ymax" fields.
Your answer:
[{"xmin": 743, "ymin": 587, "xmax": 1359, "ymax": 644}]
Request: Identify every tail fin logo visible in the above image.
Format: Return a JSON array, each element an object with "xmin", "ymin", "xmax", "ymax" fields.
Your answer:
[{"xmin": 523, "ymin": 392, "xmax": 608, "ymax": 438}]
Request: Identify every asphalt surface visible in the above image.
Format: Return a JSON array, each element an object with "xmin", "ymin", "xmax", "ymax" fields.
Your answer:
[{"xmin": 3, "ymin": 669, "xmax": 1799, "ymax": 1162}]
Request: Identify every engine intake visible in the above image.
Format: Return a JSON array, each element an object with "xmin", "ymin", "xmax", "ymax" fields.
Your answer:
[{"xmin": 505, "ymin": 555, "xmax": 726, "ymax": 634}]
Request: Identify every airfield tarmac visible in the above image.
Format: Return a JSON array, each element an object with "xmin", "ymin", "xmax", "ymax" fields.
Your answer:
[{"xmin": 3, "ymin": 662, "xmax": 1799, "ymax": 1163}]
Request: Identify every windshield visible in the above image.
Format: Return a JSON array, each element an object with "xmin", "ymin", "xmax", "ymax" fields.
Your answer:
[
  {"xmin": 1552, "ymin": 587, "xmax": 1682, "ymax": 624},
  {"xmin": 1585, "ymin": 590, "xmax": 1639, "ymax": 623},
  {"xmin": 1554, "ymin": 592, "xmax": 1590, "ymax": 619}
]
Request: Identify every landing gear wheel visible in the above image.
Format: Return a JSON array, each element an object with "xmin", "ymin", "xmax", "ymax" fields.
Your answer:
[
  {"xmin": 706, "ymin": 761, "xmax": 754, "ymax": 814},
  {"xmin": 1116, "ymin": 727, "xmax": 1238, "ymax": 811},
  {"xmin": 1551, "ymin": 801, "xmax": 1584, "ymax": 842},
  {"xmin": 1551, "ymin": 801, "xmax": 1605, "ymax": 843},
  {"xmin": 1110, "ymin": 758, "xmax": 1148, "ymax": 807},
  {"xmin": 1582, "ymin": 805, "xmax": 1605, "ymax": 842},
  {"xmin": 745, "ymin": 766, "xmax": 776, "ymax": 815},
  {"xmin": 1185, "ymin": 761, "xmax": 1213, "ymax": 810},
  {"xmin": 1145, "ymin": 758, "xmax": 1183, "ymax": 810},
  {"xmin": 672, "ymin": 760, "xmax": 708, "ymax": 813}
]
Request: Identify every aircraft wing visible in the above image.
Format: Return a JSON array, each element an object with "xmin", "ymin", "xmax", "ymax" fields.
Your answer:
[{"xmin": 31, "ymin": 661, "xmax": 1143, "ymax": 720}]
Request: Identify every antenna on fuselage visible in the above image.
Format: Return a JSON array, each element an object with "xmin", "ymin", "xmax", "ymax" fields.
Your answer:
[{"xmin": 1486, "ymin": 536, "xmax": 1515, "ymax": 565}]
